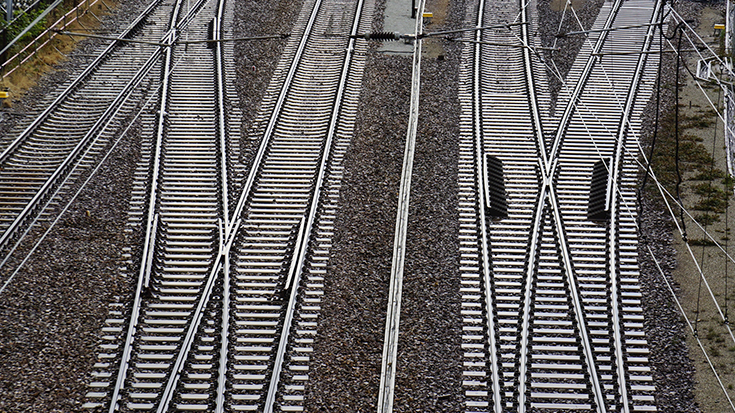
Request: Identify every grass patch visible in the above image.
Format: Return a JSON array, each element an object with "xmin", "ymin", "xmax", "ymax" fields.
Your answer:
[
  {"xmin": 688, "ymin": 238, "xmax": 718, "ymax": 246},
  {"xmin": 693, "ymin": 169, "xmax": 726, "ymax": 180},
  {"xmin": 694, "ymin": 196, "xmax": 728, "ymax": 213},
  {"xmin": 695, "ymin": 213, "xmax": 720, "ymax": 226},
  {"xmin": 0, "ymin": 0, "xmax": 118, "ymax": 101}
]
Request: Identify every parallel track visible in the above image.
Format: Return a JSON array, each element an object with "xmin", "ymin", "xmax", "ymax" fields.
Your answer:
[
  {"xmin": 3, "ymin": 0, "xmax": 675, "ymax": 409},
  {"xmin": 0, "ymin": 0, "xmax": 172, "ymax": 265}
]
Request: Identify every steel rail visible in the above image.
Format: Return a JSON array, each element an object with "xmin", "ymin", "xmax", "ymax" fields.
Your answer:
[
  {"xmin": 225, "ymin": 0, "xmax": 324, "ymax": 239},
  {"xmin": 602, "ymin": 2, "xmax": 663, "ymax": 411},
  {"xmin": 520, "ymin": 0, "xmax": 547, "ymax": 166},
  {"xmin": 0, "ymin": 43, "xmax": 164, "ymax": 277},
  {"xmin": 136, "ymin": 0, "xmax": 212, "ymax": 294},
  {"xmin": 0, "ymin": 0, "xmax": 164, "ymax": 261},
  {"xmin": 512, "ymin": 1, "xmax": 625, "ymax": 411},
  {"xmin": 534, "ymin": 2, "xmax": 660, "ymax": 411},
  {"xmin": 0, "ymin": 52, "xmax": 163, "ymax": 297},
  {"xmin": 0, "ymin": 0, "xmax": 211, "ymax": 271},
  {"xmin": 152, "ymin": 0, "xmax": 344, "ymax": 412},
  {"xmin": 148, "ymin": 2, "xmax": 220, "ymax": 412},
  {"xmin": 478, "ymin": 0, "xmax": 634, "ymax": 410},
  {"xmin": 471, "ymin": 0, "xmax": 502, "ymax": 410},
  {"xmin": 263, "ymin": 0, "xmax": 367, "ymax": 409},
  {"xmin": 497, "ymin": 9, "xmax": 619, "ymax": 408},
  {"xmin": 494, "ymin": 0, "xmax": 621, "ymax": 410},
  {"xmin": 513, "ymin": 0, "xmax": 551, "ymax": 408},
  {"xmin": 133, "ymin": 0, "xmax": 227, "ymax": 408},
  {"xmin": 0, "ymin": 0, "xmax": 162, "ymax": 166},
  {"xmin": 104, "ymin": 0, "xmax": 214, "ymax": 408},
  {"xmin": 205, "ymin": 0, "xmax": 328, "ymax": 402},
  {"xmin": 215, "ymin": 13, "xmax": 230, "ymax": 227},
  {"xmin": 377, "ymin": 1, "xmax": 425, "ymax": 411},
  {"xmin": 462, "ymin": 0, "xmax": 660, "ymax": 410},
  {"xmin": 212, "ymin": 0, "xmax": 231, "ymax": 409},
  {"xmin": 106, "ymin": 27, "xmax": 177, "ymax": 413},
  {"xmin": 548, "ymin": 0, "xmax": 623, "ymax": 165}
]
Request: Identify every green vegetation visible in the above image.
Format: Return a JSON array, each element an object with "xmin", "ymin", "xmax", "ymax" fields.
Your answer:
[
  {"xmin": 681, "ymin": 113, "xmax": 717, "ymax": 129},
  {"xmin": 4, "ymin": 9, "xmax": 48, "ymax": 44},
  {"xmin": 693, "ymin": 169, "xmax": 726, "ymax": 181},
  {"xmin": 0, "ymin": 0, "xmax": 80, "ymax": 58},
  {"xmin": 649, "ymin": 97, "xmax": 733, "ymax": 237},
  {"xmin": 650, "ymin": 111, "xmax": 719, "ymax": 188},
  {"xmin": 694, "ymin": 213, "xmax": 720, "ymax": 226},
  {"xmin": 688, "ymin": 238, "xmax": 718, "ymax": 247}
]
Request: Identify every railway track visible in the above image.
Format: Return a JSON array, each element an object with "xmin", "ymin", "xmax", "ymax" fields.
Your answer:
[
  {"xmin": 458, "ymin": 0, "xmax": 663, "ymax": 411},
  {"xmin": 0, "ymin": 0, "xmax": 208, "ymax": 281},
  {"xmin": 82, "ymin": 0, "xmax": 374, "ymax": 410},
  {"xmin": 0, "ymin": 0, "xmax": 682, "ymax": 408}
]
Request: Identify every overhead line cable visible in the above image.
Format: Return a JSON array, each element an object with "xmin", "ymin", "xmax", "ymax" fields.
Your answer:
[
  {"xmin": 593, "ymin": 81, "xmax": 735, "ymax": 408},
  {"xmin": 668, "ymin": 8, "xmax": 735, "ymax": 79},
  {"xmin": 673, "ymin": 23, "xmax": 688, "ymax": 241},
  {"xmin": 629, "ymin": 138, "xmax": 735, "ymax": 347},
  {"xmin": 532, "ymin": 0, "xmax": 732, "ymax": 366},
  {"xmin": 589, "ymin": 74, "xmax": 735, "ymax": 409},
  {"xmin": 645, "ymin": 242, "xmax": 735, "ymax": 411},
  {"xmin": 535, "ymin": 0, "xmax": 735, "ymax": 357},
  {"xmin": 637, "ymin": 2, "xmax": 665, "ymax": 233},
  {"xmin": 0, "ymin": 72, "xmax": 167, "ymax": 297},
  {"xmin": 491, "ymin": 0, "xmax": 735, "ymax": 364}
]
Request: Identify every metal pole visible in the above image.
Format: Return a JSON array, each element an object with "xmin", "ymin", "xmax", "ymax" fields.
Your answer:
[
  {"xmin": 727, "ymin": 0, "xmax": 732, "ymax": 55},
  {"xmin": 727, "ymin": 0, "xmax": 735, "ymax": 185},
  {"xmin": 1, "ymin": 0, "xmax": 8, "ymax": 65}
]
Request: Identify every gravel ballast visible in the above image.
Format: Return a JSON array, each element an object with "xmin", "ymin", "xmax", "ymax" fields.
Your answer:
[
  {"xmin": 0, "ymin": 0, "xmax": 712, "ymax": 410},
  {"xmin": 0, "ymin": 0, "xmax": 304, "ymax": 410}
]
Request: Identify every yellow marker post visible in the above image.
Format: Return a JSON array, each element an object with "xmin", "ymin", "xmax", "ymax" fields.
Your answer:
[
  {"xmin": 0, "ymin": 91, "xmax": 8, "ymax": 99},
  {"xmin": 714, "ymin": 23, "xmax": 725, "ymax": 37}
]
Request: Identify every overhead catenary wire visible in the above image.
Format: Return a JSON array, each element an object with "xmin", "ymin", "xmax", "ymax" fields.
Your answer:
[
  {"xmin": 637, "ymin": 2, "xmax": 665, "ymax": 233},
  {"xmin": 581, "ymin": 40, "xmax": 735, "ymax": 346},
  {"xmin": 597, "ymin": 102, "xmax": 735, "ymax": 411},
  {"xmin": 653, "ymin": 16, "xmax": 735, "ymax": 326},
  {"xmin": 670, "ymin": 22, "xmax": 689, "ymax": 241},
  {"xmin": 646, "ymin": 242, "xmax": 735, "ymax": 411},
  {"xmin": 528, "ymin": 1, "xmax": 734, "ymax": 265},
  {"xmin": 0, "ymin": 63, "xmax": 168, "ymax": 297},
  {"xmin": 551, "ymin": 0, "xmax": 570, "ymax": 51},
  {"xmin": 54, "ymin": 29, "xmax": 290, "ymax": 45},
  {"xmin": 567, "ymin": 19, "xmax": 735, "ymax": 406},
  {"xmin": 727, "ymin": 192, "xmax": 731, "ymax": 324},
  {"xmin": 695, "ymin": 86, "xmax": 722, "ymax": 336},
  {"xmin": 530, "ymin": 4, "xmax": 735, "ymax": 403},
  {"xmin": 660, "ymin": 22, "xmax": 735, "ymax": 138},
  {"xmin": 529, "ymin": 0, "xmax": 735, "ymax": 372}
]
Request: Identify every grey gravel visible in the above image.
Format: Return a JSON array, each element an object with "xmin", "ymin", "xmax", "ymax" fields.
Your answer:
[
  {"xmin": 635, "ymin": 2, "xmax": 704, "ymax": 411},
  {"xmin": 0, "ymin": 0, "xmax": 710, "ymax": 411}
]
